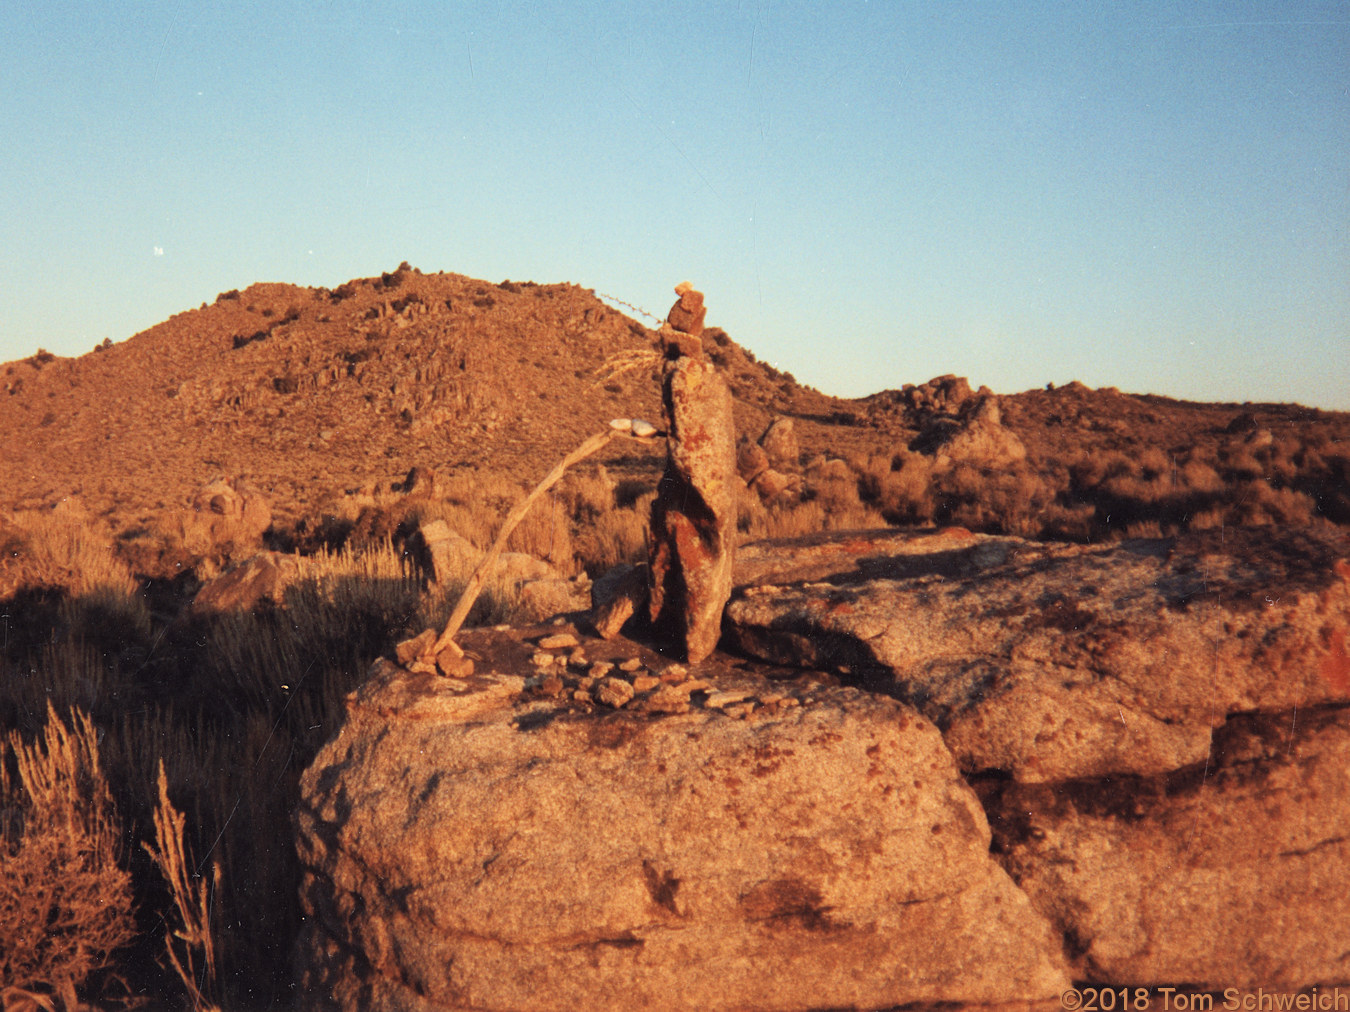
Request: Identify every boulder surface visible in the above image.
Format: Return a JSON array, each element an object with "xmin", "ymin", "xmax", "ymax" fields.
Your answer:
[
  {"xmin": 294, "ymin": 636, "xmax": 1070, "ymax": 1011},
  {"xmin": 726, "ymin": 526, "xmax": 1350, "ymax": 782}
]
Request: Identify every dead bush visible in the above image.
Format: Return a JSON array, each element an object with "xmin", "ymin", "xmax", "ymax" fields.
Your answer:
[{"xmin": 0, "ymin": 703, "xmax": 136, "ymax": 1004}]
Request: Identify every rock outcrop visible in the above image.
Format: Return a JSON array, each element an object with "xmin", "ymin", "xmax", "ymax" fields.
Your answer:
[
  {"xmin": 648, "ymin": 286, "xmax": 737, "ymax": 663},
  {"xmin": 983, "ymin": 704, "xmax": 1350, "ymax": 990},
  {"xmin": 190, "ymin": 550, "xmax": 302, "ymax": 614},
  {"xmin": 294, "ymin": 629, "xmax": 1070, "ymax": 1011},
  {"xmin": 911, "ymin": 392, "xmax": 1027, "ymax": 468},
  {"xmin": 727, "ymin": 526, "xmax": 1350, "ymax": 782},
  {"xmin": 179, "ymin": 477, "xmax": 271, "ymax": 556},
  {"xmin": 725, "ymin": 524, "xmax": 1350, "ymax": 990}
]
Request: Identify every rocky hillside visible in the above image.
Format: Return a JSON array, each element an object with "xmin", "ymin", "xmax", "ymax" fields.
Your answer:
[
  {"xmin": 3, "ymin": 264, "xmax": 1347, "ymax": 555},
  {"xmin": 0, "ymin": 266, "xmax": 838, "ymax": 529}
]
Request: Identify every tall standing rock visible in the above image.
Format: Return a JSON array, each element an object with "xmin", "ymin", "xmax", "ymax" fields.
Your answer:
[{"xmin": 648, "ymin": 284, "xmax": 736, "ymax": 663}]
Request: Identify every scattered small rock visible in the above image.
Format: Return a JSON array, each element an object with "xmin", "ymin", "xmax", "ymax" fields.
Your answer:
[
  {"xmin": 594, "ymin": 677, "xmax": 635, "ymax": 708},
  {"xmin": 619, "ymin": 657, "xmax": 643, "ymax": 672},
  {"xmin": 395, "ymin": 628, "xmax": 436, "ymax": 666},
  {"xmin": 537, "ymin": 633, "xmax": 579, "ymax": 650},
  {"xmin": 632, "ymin": 675, "xmax": 661, "ymax": 693}
]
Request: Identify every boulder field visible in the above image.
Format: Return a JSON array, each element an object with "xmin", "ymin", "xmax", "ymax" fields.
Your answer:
[{"xmin": 293, "ymin": 525, "xmax": 1350, "ymax": 1008}]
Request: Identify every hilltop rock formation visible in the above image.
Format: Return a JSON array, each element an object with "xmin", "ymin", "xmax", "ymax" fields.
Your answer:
[
  {"xmin": 294, "ymin": 631, "xmax": 1070, "ymax": 1011},
  {"xmin": 648, "ymin": 286, "xmax": 737, "ymax": 663},
  {"xmin": 911, "ymin": 392, "xmax": 1027, "ymax": 469}
]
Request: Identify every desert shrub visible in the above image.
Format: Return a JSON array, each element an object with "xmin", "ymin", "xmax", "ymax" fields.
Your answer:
[
  {"xmin": 804, "ymin": 457, "xmax": 864, "ymax": 514},
  {"xmin": 0, "ymin": 704, "xmax": 136, "ymax": 1006},
  {"xmin": 856, "ymin": 450, "xmax": 935, "ymax": 525},
  {"xmin": 931, "ymin": 462, "xmax": 1053, "ymax": 535},
  {"xmin": 574, "ymin": 499, "xmax": 650, "ymax": 575},
  {"xmin": 1178, "ymin": 458, "xmax": 1225, "ymax": 493},
  {"xmin": 142, "ymin": 762, "xmax": 221, "ymax": 1011}
]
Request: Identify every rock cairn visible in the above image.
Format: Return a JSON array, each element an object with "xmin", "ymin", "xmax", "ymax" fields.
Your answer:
[{"xmin": 648, "ymin": 283, "xmax": 737, "ymax": 663}]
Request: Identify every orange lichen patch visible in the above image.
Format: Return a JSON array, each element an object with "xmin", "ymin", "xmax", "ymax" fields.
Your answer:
[
  {"xmin": 934, "ymin": 526, "xmax": 976, "ymax": 541},
  {"xmin": 839, "ymin": 538, "xmax": 877, "ymax": 555},
  {"xmin": 1320, "ymin": 625, "xmax": 1350, "ymax": 694}
]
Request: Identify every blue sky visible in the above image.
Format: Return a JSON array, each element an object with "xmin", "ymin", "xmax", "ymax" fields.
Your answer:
[{"xmin": 3, "ymin": 2, "xmax": 1347, "ymax": 408}]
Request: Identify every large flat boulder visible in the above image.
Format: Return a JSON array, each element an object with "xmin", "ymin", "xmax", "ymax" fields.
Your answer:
[
  {"xmin": 982, "ymin": 704, "xmax": 1350, "ymax": 989},
  {"xmin": 293, "ymin": 639, "xmax": 1070, "ymax": 1011},
  {"xmin": 725, "ymin": 526, "xmax": 1350, "ymax": 782}
]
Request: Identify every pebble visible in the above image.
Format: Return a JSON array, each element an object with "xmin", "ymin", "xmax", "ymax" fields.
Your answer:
[
  {"xmin": 630, "ymin": 418, "xmax": 658, "ymax": 438},
  {"xmin": 588, "ymin": 661, "xmax": 614, "ymax": 679},
  {"xmin": 572, "ymin": 689, "xmax": 592, "ymax": 703},
  {"xmin": 632, "ymin": 675, "xmax": 660, "ymax": 693},
  {"xmin": 722, "ymin": 702, "xmax": 755, "ymax": 720},
  {"xmin": 704, "ymin": 690, "xmax": 752, "ymax": 709},
  {"xmin": 638, "ymin": 685, "xmax": 692, "ymax": 714},
  {"xmin": 661, "ymin": 663, "xmax": 688, "ymax": 681},
  {"xmin": 619, "ymin": 657, "xmax": 644, "ymax": 672},
  {"xmin": 577, "ymin": 676, "xmax": 596, "ymax": 691},
  {"xmin": 609, "ymin": 417, "xmax": 633, "ymax": 431},
  {"xmin": 538, "ymin": 633, "xmax": 579, "ymax": 650},
  {"xmin": 531, "ymin": 651, "xmax": 556, "ymax": 668},
  {"xmin": 567, "ymin": 648, "xmax": 588, "ymax": 667},
  {"xmin": 594, "ymin": 677, "xmax": 635, "ymax": 708}
]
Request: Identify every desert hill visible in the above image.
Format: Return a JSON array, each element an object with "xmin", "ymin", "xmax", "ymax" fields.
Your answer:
[
  {"xmin": 0, "ymin": 266, "xmax": 848, "ymax": 525},
  {"xmin": 2, "ymin": 264, "xmax": 1347, "ymax": 559}
]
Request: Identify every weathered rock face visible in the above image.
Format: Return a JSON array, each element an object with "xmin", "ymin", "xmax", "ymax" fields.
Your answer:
[
  {"xmin": 648, "ymin": 319, "xmax": 737, "ymax": 663},
  {"xmin": 983, "ymin": 704, "xmax": 1350, "ymax": 989},
  {"xmin": 911, "ymin": 393, "xmax": 1027, "ymax": 468},
  {"xmin": 726, "ymin": 526, "xmax": 1350, "ymax": 783},
  {"xmin": 294, "ymin": 641, "xmax": 1070, "ymax": 1011},
  {"xmin": 758, "ymin": 416, "xmax": 799, "ymax": 471},
  {"xmin": 726, "ymin": 525, "xmax": 1350, "ymax": 991}
]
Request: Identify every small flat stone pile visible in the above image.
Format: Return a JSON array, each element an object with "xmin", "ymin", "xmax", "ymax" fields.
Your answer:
[{"xmin": 517, "ymin": 629, "xmax": 806, "ymax": 720}]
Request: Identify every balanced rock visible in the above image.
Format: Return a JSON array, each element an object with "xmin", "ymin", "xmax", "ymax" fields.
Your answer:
[
  {"xmin": 648, "ymin": 295, "xmax": 737, "ymax": 663},
  {"xmin": 664, "ymin": 280, "xmax": 706, "ymax": 339},
  {"xmin": 726, "ymin": 526, "xmax": 1350, "ymax": 782},
  {"xmin": 294, "ymin": 659, "xmax": 1070, "ymax": 1010},
  {"xmin": 758, "ymin": 415, "xmax": 799, "ymax": 471}
]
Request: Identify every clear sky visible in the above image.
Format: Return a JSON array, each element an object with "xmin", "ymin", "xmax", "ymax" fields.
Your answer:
[{"xmin": 3, "ymin": 2, "xmax": 1347, "ymax": 408}]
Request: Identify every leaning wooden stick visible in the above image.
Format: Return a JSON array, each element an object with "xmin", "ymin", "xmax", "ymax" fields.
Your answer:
[{"xmin": 431, "ymin": 427, "xmax": 620, "ymax": 657}]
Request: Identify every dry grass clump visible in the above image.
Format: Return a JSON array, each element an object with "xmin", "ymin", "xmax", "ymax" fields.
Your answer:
[
  {"xmin": 142, "ymin": 762, "xmax": 221, "ymax": 1012},
  {"xmin": 0, "ymin": 703, "xmax": 136, "ymax": 1008},
  {"xmin": 0, "ymin": 510, "xmax": 138, "ymax": 601}
]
